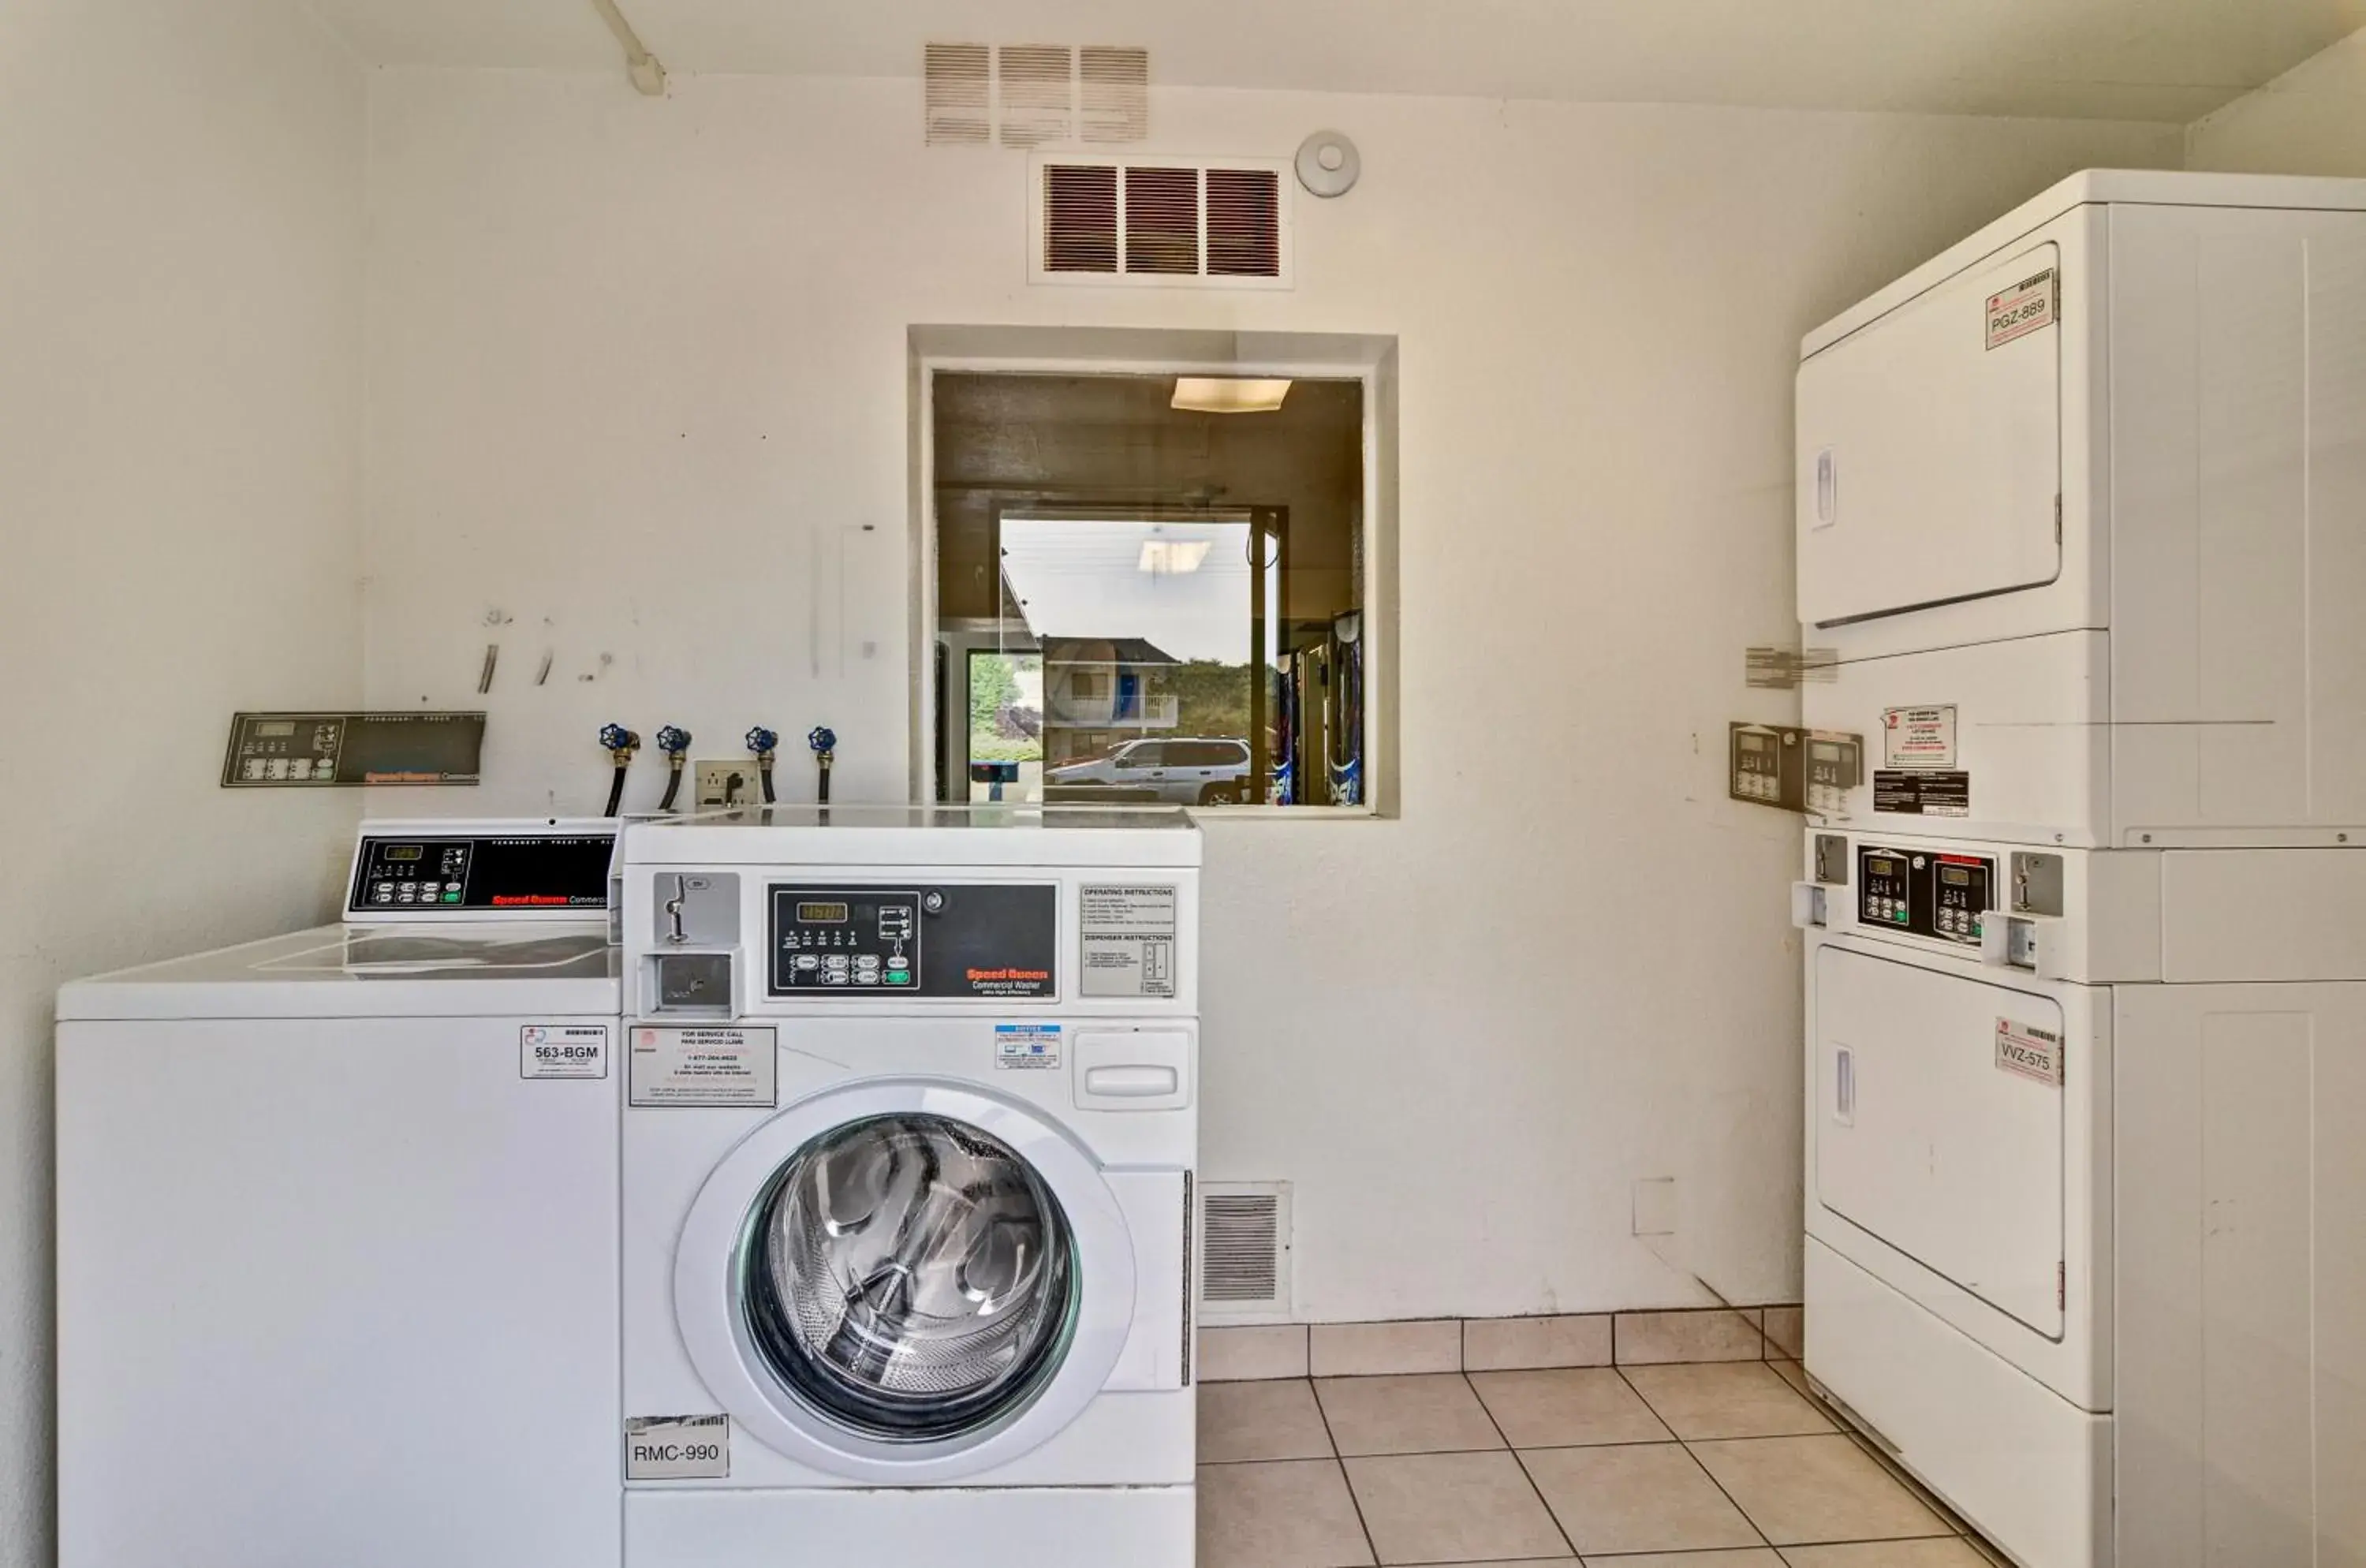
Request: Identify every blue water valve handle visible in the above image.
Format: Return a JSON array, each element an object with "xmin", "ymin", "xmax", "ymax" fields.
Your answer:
[
  {"xmin": 598, "ymin": 723, "xmax": 640, "ymax": 759},
  {"xmin": 745, "ymin": 726, "xmax": 779, "ymax": 759},
  {"xmin": 807, "ymin": 726, "xmax": 837, "ymax": 758},
  {"xmin": 656, "ymin": 725, "xmax": 692, "ymax": 756}
]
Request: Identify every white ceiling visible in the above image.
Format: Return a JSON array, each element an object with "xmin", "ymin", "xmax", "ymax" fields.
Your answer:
[{"xmin": 305, "ymin": 0, "xmax": 2366, "ymax": 123}]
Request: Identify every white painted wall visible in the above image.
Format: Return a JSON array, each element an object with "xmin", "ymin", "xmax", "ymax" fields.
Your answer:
[
  {"xmin": 2188, "ymin": 24, "xmax": 2366, "ymax": 175},
  {"xmin": 0, "ymin": 4, "xmax": 366, "ymax": 1562},
  {"xmin": 365, "ymin": 69, "xmax": 2179, "ymax": 1322}
]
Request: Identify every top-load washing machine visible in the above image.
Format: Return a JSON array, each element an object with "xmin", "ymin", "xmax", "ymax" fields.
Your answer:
[
  {"xmin": 1797, "ymin": 170, "xmax": 2366, "ymax": 848},
  {"xmin": 616, "ymin": 805, "xmax": 1201, "ymax": 1568},
  {"xmin": 55, "ymin": 819, "xmax": 625, "ymax": 1568}
]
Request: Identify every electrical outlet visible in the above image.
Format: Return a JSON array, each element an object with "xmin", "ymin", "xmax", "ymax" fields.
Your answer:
[{"xmin": 694, "ymin": 760, "xmax": 753, "ymax": 810}]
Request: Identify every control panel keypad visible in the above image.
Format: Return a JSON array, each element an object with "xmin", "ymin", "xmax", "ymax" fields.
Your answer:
[{"xmin": 1856, "ymin": 846, "xmax": 1993, "ymax": 947}]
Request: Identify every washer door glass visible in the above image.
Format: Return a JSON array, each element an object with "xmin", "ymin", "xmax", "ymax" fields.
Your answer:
[{"xmin": 742, "ymin": 1114, "xmax": 1079, "ymax": 1443}]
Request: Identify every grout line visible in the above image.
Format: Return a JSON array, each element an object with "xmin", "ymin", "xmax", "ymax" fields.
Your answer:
[
  {"xmin": 1465, "ymin": 1370, "xmax": 1583, "ymax": 1562},
  {"xmin": 1611, "ymin": 1365, "xmax": 1773, "ymax": 1551},
  {"xmin": 1304, "ymin": 1378, "xmax": 1383, "ymax": 1567}
]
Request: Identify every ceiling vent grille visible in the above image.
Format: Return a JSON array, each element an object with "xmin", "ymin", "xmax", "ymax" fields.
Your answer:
[
  {"xmin": 924, "ymin": 43, "xmax": 1149, "ymax": 147},
  {"xmin": 923, "ymin": 43, "xmax": 991, "ymax": 146},
  {"xmin": 1032, "ymin": 157, "xmax": 1292, "ymax": 289},
  {"xmin": 1200, "ymin": 1182, "xmax": 1292, "ymax": 1323}
]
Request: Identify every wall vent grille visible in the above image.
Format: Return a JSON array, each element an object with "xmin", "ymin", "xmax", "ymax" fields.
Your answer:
[
  {"xmin": 1200, "ymin": 1182, "xmax": 1292, "ymax": 1322},
  {"xmin": 923, "ymin": 43, "xmax": 1149, "ymax": 147},
  {"xmin": 1033, "ymin": 157, "xmax": 1292, "ymax": 289}
]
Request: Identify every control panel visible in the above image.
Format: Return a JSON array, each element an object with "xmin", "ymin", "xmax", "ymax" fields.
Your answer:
[
  {"xmin": 224, "ymin": 711, "xmax": 486, "ymax": 787},
  {"xmin": 768, "ymin": 883, "xmax": 1057, "ymax": 1000},
  {"xmin": 349, "ymin": 831, "xmax": 615, "ymax": 916},
  {"xmin": 1856, "ymin": 845, "xmax": 1994, "ymax": 947},
  {"xmin": 1730, "ymin": 724, "xmax": 1861, "ymax": 814}
]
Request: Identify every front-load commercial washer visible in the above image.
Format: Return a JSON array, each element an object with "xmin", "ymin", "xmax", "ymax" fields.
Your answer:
[
  {"xmin": 1793, "ymin": 828, "xmax": 2366, "ymax": 1568},
  {"xmin": 618, "ymin": 805, "xmax": 1200, "ymax": 1567},
  {"xmin": 1794, "ymin": 170, "xmax": 2366, "ymax": 849},
  {"xmin": 55, "ymin": 819, "xmax": 625, "ymax": 1568}
]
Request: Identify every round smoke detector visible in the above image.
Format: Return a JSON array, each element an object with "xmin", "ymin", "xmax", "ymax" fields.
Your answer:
[{"xmin": 1294, "ymin": 130, "xmax": 1360, "ymax": 199}]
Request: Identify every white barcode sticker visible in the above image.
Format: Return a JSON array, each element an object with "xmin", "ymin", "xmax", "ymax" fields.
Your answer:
[
  {"xmin": 1996, "ymin": 1018, "xmax": 2062, "ymax": 1087},
  {"xmin": 625, "ymin": 1414, "xmax": 729, "ymax": 1479},
  {"xmin": 1987, "ymin": 269, "xmax": 2057, "ymax": 350}
]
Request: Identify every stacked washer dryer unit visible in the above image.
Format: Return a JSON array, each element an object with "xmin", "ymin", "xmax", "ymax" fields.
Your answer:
[
  {"xmin": 618, "ymin": 805, "xmax": 1200, "ymax": 1567},
  {"xmin": 55, "ymin": 819, "xmax": 626, "ymax": 1568},
  {"xmin": 1792, "ymin": 170, "xmax": 2366, "ymax": 1568}
]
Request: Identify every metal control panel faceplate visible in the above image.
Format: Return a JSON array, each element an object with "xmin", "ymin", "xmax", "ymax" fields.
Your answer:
[
  {"xmin": 224, "ymin": 711, "xmax": 487, "ymax": 787},
  {"xmin": 349, "ymin": 832, "xmax": 614, "ymax": 914},
  {"xmin": 767, "ymin": 883, "xmax": 1057, "ymax": 999},
  {"xmin": 1856, "ymin": 845, "xmax": 1994, "ymax": 946}
]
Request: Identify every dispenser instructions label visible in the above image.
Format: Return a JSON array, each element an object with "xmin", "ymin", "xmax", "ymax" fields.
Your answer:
[
  {"xmin": 625, "ymin": 1414, "xmax": 729, "ymax": 1480},
  {"xmin": 519, "ymin": 1023, "xmax": 609, "ymax": 1080},
  {"xmin": 1996, "ymin": 1019, "xmax": 2062, "ymax": 1088},
  {"xmin": 1986, "ymin": 269, "xmax": 2057, "ymax": 350},
  {"xmin": 629, "ymin": 1026, "xmax": 777, "ymax": 1107},
  {"xmin": 1882, "ymin": 705, "xmax": 1957, "ymax": 769},
  {"xmin": 1080, "ymin": 883, "xmax": 1180, "ymax": 999},
  {"xmin": 995, "ymin": 1024, "xmax": 1062, "ymax": 1070}
]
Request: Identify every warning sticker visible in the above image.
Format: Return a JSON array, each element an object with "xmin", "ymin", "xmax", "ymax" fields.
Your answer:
[
  {"xmin": 1873, "ymin": 770, "xmax": 1971, "ymax": 817},
  {"xmin": 1996, "ymin": 1019, "xmax": 2062, "ymax": 1087},
  {"xmin": 625, "ymin": 1414, "xmax": 729, "ymax": 1480},
  {"xmin": 520, "ymin": 1023, "xmax": 609, "ymax": 1081},
  {"xmin": 1080, "ymin": 883, "xmax": 1179, "ymax": 999},
  {"xmin": 629, "ymin": 1026, "xmax": 777, "ymax": 1107},
  {"xmin": 995, "ymin": 1024, "xmax": 1062, "ymax": 1071},
  {"xmin": 1986, "ymin": 269, "xmax": 2058, "ymax": 351},
  {"xmin": 1882, "ymin": 705, "xmax": 1957, "ymax": 770}
]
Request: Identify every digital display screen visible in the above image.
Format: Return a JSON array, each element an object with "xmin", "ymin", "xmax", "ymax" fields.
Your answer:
[
  {"xmin": 1741, "ymin": 734, "xmax": 1768, "ymax": 752},
  {"xmin": 383, "ymin": 845, "xmax": 424, "ymax": 862},
  {"xmin": 1868, "ymin": 858, "xmax": 1898, "ymax": 877},
  {"xmin": 797, "ymin": 902, "xmax": 850, "ymax": 924},
  {"xmin": 1813, "ymin": 743, "xmax": 1842, "ymax": 760},
  {"xmin": 1941, "ymin": 867, "xmax": 1970, "ymax": 887},
  {"xmin": 256, "ymin": 720, "xmax": 297, "ymax": 737}
]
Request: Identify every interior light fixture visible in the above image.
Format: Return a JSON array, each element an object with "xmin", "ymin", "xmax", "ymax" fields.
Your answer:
[
  {"xmin": 1171, "ymin": 376, "xmax": 1293, "ymax": 414},
  {"xmin": 1138, "ymin": 540, "xmax": 1214, "ymax": 574}
]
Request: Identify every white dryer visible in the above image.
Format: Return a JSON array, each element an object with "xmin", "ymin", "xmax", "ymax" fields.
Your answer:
[
  {"xmin": 1795, "ymin": 828, "xmax": 2366, "ymax": 1568},
  {"xmin": 55, "ymin": 819, "xmax": 625, "ymax": 1568},
  {"xmin": 618, "ymin": 806, "xmax": 1200, "ymax": 1568},
  {"xmin": 1795, "ymin": 170, "xmax": 2366, "ymax": 849}
]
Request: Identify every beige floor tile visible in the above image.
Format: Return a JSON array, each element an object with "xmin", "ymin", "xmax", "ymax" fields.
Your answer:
[
  {"xmin": 1198, "ymin": 1459, "xmax": 1375, "ymax": 1568},
  {"xmin": 1520, "ymin": 1443, "xmax": 1763, "ymax": 1557},
  {"xmin": 1767, "ymin": 1359, "xmax": 1811, "ymax": 1398},
  {"xmin": 1202, "ymin": 1323, "xmax": 1311, "ymax": 1382},
  {"xmin": 1614, "ymin": 1308, "xmax": 1764, "ymax": 1364},
  {"xmin": 1201, "ymin": 1379, "xmax": 1337, "ymax": 1463},
  {"xmin": 1469, "ymin": 1368, "xmax": 1673, "ymax": 1448},
  {"xmin": 1690, "ymin": 1435, "xmax": 1950, "ymax": 1546},
  {"xmin": 1779, "ymin": 1540, "xmax": 1992, "ymax": 1567},
  {"xmin": 1763, "ymin": 1305, "xmax": 1804, "ymax": 1360},
  {"xmin": 1840, "ymin": 1431, "xmax": 1979, "ymax": 1536},
  {"xmin": 1311, "ymin": 1320, "xmax": 1464, "ymax": 1377},
  {"xmin": 1465, "ymin": 1314, "xmax": 1614, "ymax": 1371},
  {"xmin": 1315, "ymin": 1373, "xmax": 1506, "ymax": 1457},
  {"xmin": 1620, "ymin": 1363, "xmax": 1835, "ymax": 1440},
  {"xmin": 1344, "ymin": 1450, "xmax": 1574, "ymax": 1564},
  {"xmin": 1581, "ymin": 1552, "xmax": 1782, "ymax": 1567}
]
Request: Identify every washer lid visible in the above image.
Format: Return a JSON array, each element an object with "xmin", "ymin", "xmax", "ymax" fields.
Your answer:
[{"xmin": 672, "ymin": 1079, "xmax": 1138, "ymax": 1484}]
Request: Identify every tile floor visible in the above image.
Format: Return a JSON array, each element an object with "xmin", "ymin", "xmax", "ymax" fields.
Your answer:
[{"xmin": 1197, "ymin": 1358, "xmax": 2010, "ymax": 1566}]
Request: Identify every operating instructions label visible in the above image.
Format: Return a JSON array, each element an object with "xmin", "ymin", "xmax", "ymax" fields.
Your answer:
[
  {"xmin": 629, "ymin": 1026, "xmax": 777, "ymax": 1107},
  {"xmin": 1080, "ymin": 883, "xmax": 1179, "ymax": 999},
  {"xmin": 625, "ymin": 1414, "xmax": 730, "ymax": 1480}
]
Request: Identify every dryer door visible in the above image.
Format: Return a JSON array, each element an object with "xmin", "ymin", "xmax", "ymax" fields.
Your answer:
[
  {"xmin": 673, "ymin": 1079, "xmax": 1138, "ymax": 1484},
  {"xmin": 1814, "ymin": 946, "xmax": 2066, "ymax": 1336}
]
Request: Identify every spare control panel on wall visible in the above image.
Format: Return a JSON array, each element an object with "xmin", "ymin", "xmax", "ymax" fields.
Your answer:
[
  {"xmin": 349, "ymin": 831, "xmax": 615, "ymax": 915},
  {"xmin": 224, "ymin": 711, "xmax": 487, "ymax": 786},
  {"xmin": 769, "ymin": 884, "xmax": 1057, "ymax": 1000},
  {"xmin": 1856, "ymin": 845, "xmax": 1994, "ymax": 946}
]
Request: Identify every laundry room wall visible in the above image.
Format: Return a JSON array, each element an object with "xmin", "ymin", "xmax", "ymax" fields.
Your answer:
[
  {"xmin": 362, "ymin": 69, "xmax": 2181, "ymax": 1321},
  {"xmin": 0, "ymin": 4, "xmax": 367, "ymax": 1562},
  {"xmin": 2186, "ymin": 24, "xmax": 2366, "ymax": 174}
]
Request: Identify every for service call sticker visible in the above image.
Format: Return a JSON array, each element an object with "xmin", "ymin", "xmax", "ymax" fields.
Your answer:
[{"xmin": 1987, "ymin": 268, "xmax": 2058, "ymax": 350}]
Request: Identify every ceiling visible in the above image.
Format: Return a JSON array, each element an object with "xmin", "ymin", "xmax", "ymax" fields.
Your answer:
[{"xmin": 306, "ymin": 0, "xmax": 2366, "ymax": 122}]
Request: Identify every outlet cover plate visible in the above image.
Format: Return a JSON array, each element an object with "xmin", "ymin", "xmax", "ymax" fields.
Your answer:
[{"xmin": 694, "ymin": 760, "xmax": 754, "ymax": 810}]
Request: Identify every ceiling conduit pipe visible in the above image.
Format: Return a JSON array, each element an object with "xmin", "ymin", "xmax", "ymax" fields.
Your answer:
[{"xmin": 588, "ymin": 0, "xmax": 667, "ymax": 95}]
